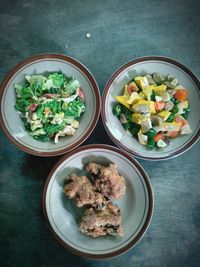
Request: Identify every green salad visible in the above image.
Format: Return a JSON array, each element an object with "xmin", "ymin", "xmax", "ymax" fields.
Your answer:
[{"xmin": 14, "ymin": 72, "xmax": 85, "ymax": 143}]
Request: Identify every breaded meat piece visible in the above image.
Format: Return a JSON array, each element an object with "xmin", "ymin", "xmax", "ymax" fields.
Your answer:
[
  {"xmin": 86, "ymin": 163, "xmax": 126, "ymax": 199},
  {"xmin": 79, "ymin": 202, "xmax": 124, "ymax": 237},
  {"xmin": 64, "ymin": 173, "xmax": 108, "ymax": 209}
]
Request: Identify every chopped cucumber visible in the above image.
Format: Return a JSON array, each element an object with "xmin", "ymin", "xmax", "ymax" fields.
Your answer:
[
  {"xmin": 157, "ymin": 139, "xmax": 167, "ymax": 148},
  {"xmin": 113, "ymin": 103, "xmax": 121, "ymax": 116}
]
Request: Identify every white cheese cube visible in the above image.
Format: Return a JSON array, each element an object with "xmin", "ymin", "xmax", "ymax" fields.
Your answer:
[
  {"xmin": 155, "ymin": 95, "xmax": 163, "ymax": 102},
  {"xmin": 157, "ymin": 139, "xmax": 167, "ymax": 148},
  {"xmin": 138, "ymin": 132, "xmax": 148, "ymax": 145},
  {"xmin": 181, "ymin": 124, "xmax": 192, "ymax": 135},
  {"xmin": 141, "ymin": 118, "xmax": 152, "ymax": 133},
  {"xmin": 177, "ymin": 102, "xmax": 185, "ymax": 114}
]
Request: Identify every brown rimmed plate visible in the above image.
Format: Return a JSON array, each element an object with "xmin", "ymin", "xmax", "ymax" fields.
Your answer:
[
  {"xmin": 0, "ymin": 54, "xmax": 101, "ymax": 156},
  {"xmin": 102, "ymin": 56, "xmax": 200, "ymax": 160},
  {"xmin": 43, "ymin": 144, "xmax": 154, "ymax": 259}
]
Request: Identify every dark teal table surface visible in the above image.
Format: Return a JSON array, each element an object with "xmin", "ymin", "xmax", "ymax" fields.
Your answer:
[{"xmin": 0, "ymin": 1, "xmax": 200, "ymax": 266}]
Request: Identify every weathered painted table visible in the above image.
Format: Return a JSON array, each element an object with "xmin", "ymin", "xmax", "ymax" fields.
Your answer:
[{"xmin": 0, "ymin": 0, "xmax": 200, "ymax": 266}]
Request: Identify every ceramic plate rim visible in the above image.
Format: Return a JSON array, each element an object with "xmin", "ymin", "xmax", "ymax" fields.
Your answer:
[
  {"xmin": 42, "ymin": 144, "xmax": 154, "ymax": 259},
  {"xmin": 101, "ymin": 56, "xmax": 200, "ymax": 161},
  {"xmin": 0, "ymin": 53, "xmax": 101, "ymax": 157}
]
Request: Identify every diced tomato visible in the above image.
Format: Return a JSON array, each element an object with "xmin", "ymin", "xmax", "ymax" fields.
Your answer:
[
  {"xmin": 127, "ymin": 83, "xmax": 138, "ymax": 95},
  {"xmin": 28, "ymin": 103, "xmax": 37, "ymax": 111},
  {"xmin": 154, "ymin": 101, "xmax": 165, "ymax": 112},
  {"xmin": 173, "ymin": 89, "xmax": 188, "ymax": 102},
  {"xmin": 174, "ymin": 116, "xmax": 187, "ymax": 127},
  {"xmin": 77, "ymin": 87, "xmax": 85, "ymax": 101},
  {"xmin": 167, "ymin": 131, "xmax": 179, "ymax": 138},
  {"xmin": 153, "ymin": 132, "xmax": 164, "ymax": 142}
]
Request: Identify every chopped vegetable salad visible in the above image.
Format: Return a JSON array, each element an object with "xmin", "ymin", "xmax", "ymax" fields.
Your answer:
[
  {"xmin": 113, "ymin": 73, "xmax": 191, "ymax": 149},
  {"xmin": 15, "ymin": 72, "xmax": 85, "ymax": 143}
]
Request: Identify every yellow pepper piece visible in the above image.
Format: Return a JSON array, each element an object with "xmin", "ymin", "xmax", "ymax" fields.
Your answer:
[
  {"xmin": 153, "ymin": 85, "xmax": 167, "ymax": 95},
  {"xmin": 134, "ymin": 76, "xmax": 149, "ymax": 89},
  {"xmin": 132, "ymin": 99, "xmax": 155, "ymax": 114},
  {"xmin": 142, "ymin": 86, "xmax": 153, "ymax": 101},
  {"xmin": 162, "ymin": 122, "xmax": 180, "ymax": 131},
  {"xmin": 132, "ymin": 99, "xmax": 149, "ymax": 113},
  {"xmin": 127, "ymin": 92, "xmax": 141, "ymax": 105},
  {"xmin": 115, "ymin": 95, "xmax": 130, "ymax": 109},
  {"xmin": 138, "ymin": 92, "xmax": 145, "ymax": 99},
  {"xmin": 123, "ymin": 84, "xmax": 129, "ymax": 96},
  {"xmin": 157, "ymin": 110, "xmax": 171, "ymax": 121},
  {"xmin": 149, "ymin": 101, "xmax": 156, "ymax": 114},
  {"xmin": 132, "ymin": 113, "xmax": 142, "ymax": 124}
]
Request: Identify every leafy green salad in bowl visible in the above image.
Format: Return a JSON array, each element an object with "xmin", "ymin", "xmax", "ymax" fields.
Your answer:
[
  {"xmin": 15, "ymin": 72, "xmax": 85, "ymax": 143},
  {"xmin": 0, "ymin": 54, "xmax": 101, "ymax": 156}
]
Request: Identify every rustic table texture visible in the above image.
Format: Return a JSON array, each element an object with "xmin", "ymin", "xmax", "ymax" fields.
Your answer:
[{"xmin": 0, "ymin": 0, "xmax": 200, "ymax": 266}]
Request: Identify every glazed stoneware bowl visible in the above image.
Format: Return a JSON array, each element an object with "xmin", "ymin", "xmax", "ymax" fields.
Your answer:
[
  {"xmin": 0, "ymin": 54, "xmax": 101, "ymax": 156},
  {"xmin": 102, "ymin": 56, "xmax": 200, "ymax": 160},
  {"xmin": 43, "ymin": 144, "xmax": 154, "ymax": 259}
]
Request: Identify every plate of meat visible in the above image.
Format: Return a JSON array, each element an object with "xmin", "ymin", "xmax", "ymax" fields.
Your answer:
[{"xmin": 43, "ymin": 144, "xmax": 154, "ymax": 259}]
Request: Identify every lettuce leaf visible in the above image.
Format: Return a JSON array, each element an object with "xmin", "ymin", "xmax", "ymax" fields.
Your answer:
[
  {"xmin": 26, "ymin": 75, "xmax": 47, "ymax": 88},
  {"xmin": 48, "ymin": 73, "xmax": 66, "ymax": 88},
  {"xmin": 44, "ymin": 123, "xmax": 65, "ymax": 135},
  {"xmin": 15, "ymin": 84, "xmax": 34, "ymax": 99},
  {"xmin": 15, "ymin": 98, "xmax": 31, "ymax": 112},
  {"xmin": 64, "ymin": 98, "xmax": 85, "ymax": 118},
  {"xmin": 63, "ymin": 78, "xmax": 80, "ymax": 96},
  {"xmin": 26, "ymin": 75, "xmax": 47, "ymax": 97},
  {"xmin": 36, "ymin": 100, "xmax": 62, "ymax": 120},
  {"xmin": 29, "ymin": 128, "xmax": 46, "ymax": 136},
  {"xmin": 33, "ymin": 134, "xmax": 51, "ymax": 142}
]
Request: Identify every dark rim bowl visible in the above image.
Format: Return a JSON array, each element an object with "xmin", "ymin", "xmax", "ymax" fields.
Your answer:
[
  {"xmin": 102, "ymin": 56, "xmax": 200, "ymax": 160},
  {"xmin": 0, "ymin": 54, "xmax": 101, "ymax": 156},
  {"xmin": 42, "ymin": 144, "xmax": 154, "ymax": 259}
]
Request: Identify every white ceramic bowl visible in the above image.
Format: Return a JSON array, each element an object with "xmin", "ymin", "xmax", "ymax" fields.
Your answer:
[
  {"xmin": 43, "ymin": 144, "xmax": 153, "ymax": 259},
  {"xmin": 0, "ymin": 54, "xmax": 101, "ymax": 156},
  {"xmin": 102, "ymin": 56, "xmax": 200, "ymax": 160}
]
